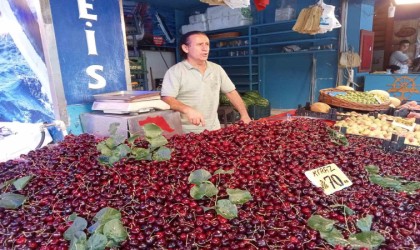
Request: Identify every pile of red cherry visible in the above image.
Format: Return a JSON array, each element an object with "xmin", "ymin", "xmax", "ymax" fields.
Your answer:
[{"xmin": 0, "ymin": 118, "xmax": 418, "ymax": 249}]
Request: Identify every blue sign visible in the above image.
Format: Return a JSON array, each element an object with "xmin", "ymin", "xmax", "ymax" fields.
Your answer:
[{"xmin": 50, "ymin": 0, "xmax": 128, "ymax": 105}]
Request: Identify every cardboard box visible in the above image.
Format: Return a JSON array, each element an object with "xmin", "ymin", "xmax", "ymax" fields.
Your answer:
[{"xmin": 80, "ymin": 110, "xmax": 182, "ymax": 139}]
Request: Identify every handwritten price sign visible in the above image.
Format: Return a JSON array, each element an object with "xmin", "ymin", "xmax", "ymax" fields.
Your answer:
[{"xmin": 305, "ymin": 163, "xmax": 352, "ymax": 195}]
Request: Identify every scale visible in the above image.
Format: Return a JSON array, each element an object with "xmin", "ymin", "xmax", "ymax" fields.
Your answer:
[{"xmin": 92, "ymin": 91, "xmax": 170, "ymax": 114}]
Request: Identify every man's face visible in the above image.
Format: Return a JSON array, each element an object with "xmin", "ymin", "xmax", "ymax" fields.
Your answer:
[
  {"xmin": 400, "ymin": 42, "xmax": 410, "ymax": 52},
  {"xmin": 183, "ymin": 34, "xmax": 210, "ymax": 62}
]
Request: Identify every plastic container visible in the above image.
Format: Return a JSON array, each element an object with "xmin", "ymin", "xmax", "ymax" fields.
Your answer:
[{"xmin": 248, "ymin": 104, "xmax": 271, "ymax": 120}]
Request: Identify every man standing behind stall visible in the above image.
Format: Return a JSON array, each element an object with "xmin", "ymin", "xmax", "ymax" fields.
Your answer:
[
  {"xmin": 161, "ymin": 31, "xmax": 251, "ymax": 133},
  {"xmin": 389, "ymin": 40, "xmax": 412, "ymax": 74}
]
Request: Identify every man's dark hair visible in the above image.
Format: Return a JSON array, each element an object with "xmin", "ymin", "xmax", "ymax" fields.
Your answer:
[
  {"xmin": 400, "ymin": 39, "xmax": 410, "ymax": 45},
  {"xmin": 179, "ymin": 31, "xmax": 208, "ymax": 60}
]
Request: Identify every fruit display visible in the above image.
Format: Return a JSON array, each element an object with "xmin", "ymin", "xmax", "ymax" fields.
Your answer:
[
  {"xmin": 0, "ymin": 119, "xmax": 419, "ymax": 249},
  {"xmin": 335, "ymin": 113, "xmax": 420, "ymax": 146},
  {"xmin": 335, "ymin": 91, "xmax": 389, "ymax": 105}
]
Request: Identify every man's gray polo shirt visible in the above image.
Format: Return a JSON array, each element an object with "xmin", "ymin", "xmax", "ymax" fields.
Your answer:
[{"xmin": 161, "ymin": 60, "xmax": 236, "ymax": 133}]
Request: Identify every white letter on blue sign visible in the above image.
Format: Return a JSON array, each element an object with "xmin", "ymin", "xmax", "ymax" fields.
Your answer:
[
  {"xmin": 87, "ymin": 65, "xmax": 106, "ymax": 89},
  {"xmin": 77, "ymin": 0, "xmax": 97, "ymax": 20},
  {"xmin": 85, "ymin": 29, "xmax": 98, "ymax": 55}
]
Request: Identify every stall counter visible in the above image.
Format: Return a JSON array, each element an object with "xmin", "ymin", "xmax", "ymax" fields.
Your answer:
[{"xmin": 364, "ymin": 73, "xmax": 420, "ymax": 101}]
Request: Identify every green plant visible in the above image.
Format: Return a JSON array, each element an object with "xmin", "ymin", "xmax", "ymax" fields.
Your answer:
[
  {"xmin": 64, "ymin": 207, "xmax": 128, "ymax": 249},
  {"xmin": 308, "ymin": 214, "xmax": 385, "ymax": 249},
  {"xmin": 97, "ymin": 123, "xmax": 171, "ymax": 166},
  {"xmin": 327, "ymin": 127, "xmax": 348, "ymax": 146},
  {"xmin": 365, "ymin": 165, "xmax": 420, "ymax": 193},
  {"xmin": 188, "ymin": 169, "xmax": 252, "ymax": 219},
  {"xmin": 0, "ymin": 175, "xmax": 33, "ymax": 209}
]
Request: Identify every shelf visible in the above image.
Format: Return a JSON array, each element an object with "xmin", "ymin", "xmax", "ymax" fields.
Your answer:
[
  {"xmin": 251, "ymin": 30, "xmax": 295, "ymax": 37},
  {"xmin": 234, "ymin": 81, "xmax": 260, "ymax": 86},
  {"xmin": 222, "ymin": 64, "xmax": 258, "ymax": 67},
  {"xmin": 209, "ymin": 55, "xmax": 251, "ymax": 60},
  {"xmin": 250, "ymin": 37, "xmax": 338, "ymax": 48},
  {"xmin": 204, "ymin": 20, "xmax": 339, "ymax": 91},
  {"xmin": 211, "ymin": 45, "xmax": 250, "ymax": 51},
  {"xmin": 252, "ymin": 49, "xmax": 337, "ymax": 57},
  {"xmin": 210, "ymin": 35, "xmax": 249, "ymax": 42}
]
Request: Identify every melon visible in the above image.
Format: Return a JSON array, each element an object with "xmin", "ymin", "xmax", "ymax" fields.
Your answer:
[
  {"xmin": 389, "ymin": 97, "xmax": 401, "ymax": 107},
  {"xmin": 368, "ymin": 90, "xmax": 390, "ymax": 99},
  {"xmin": 311, "ymin": 102, "xmax": 331, "ymax": 113}
]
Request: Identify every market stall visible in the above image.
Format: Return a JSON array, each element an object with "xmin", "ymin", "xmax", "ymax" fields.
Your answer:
[{"xmin": 1, "ymin": 0, "xmax": 420, "ymax": 249}]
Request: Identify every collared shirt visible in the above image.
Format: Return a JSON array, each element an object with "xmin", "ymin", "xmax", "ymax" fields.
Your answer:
[{"xmin": 161, "ymin": 60, "xmax": 236, "ymax": 133}]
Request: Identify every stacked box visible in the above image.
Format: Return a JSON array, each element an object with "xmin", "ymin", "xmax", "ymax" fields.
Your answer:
[
  {"xmin": 206, "ymin": 6, "xmax": 252, "ymax": 31},
  {"xmin": 181, "ymin": 12, "xmax": 208, "ymax": 34}
]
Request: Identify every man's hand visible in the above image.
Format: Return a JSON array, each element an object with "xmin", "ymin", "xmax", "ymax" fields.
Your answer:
[
  {"xmin": 161, "ymin": 96, "xmax": 206, "ymax": 127},
  {"xmin": 241, "ymin": 116, "xmax": 252, "ymax": 124},
  {"xmin": 184, "ymin": 107, "xmax": 206, "ymax": 126}
]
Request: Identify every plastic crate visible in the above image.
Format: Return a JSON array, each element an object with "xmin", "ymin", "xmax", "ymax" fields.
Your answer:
[{"xmin": 248, "ymin": 104, "xmax": 271, "ymax": 120}]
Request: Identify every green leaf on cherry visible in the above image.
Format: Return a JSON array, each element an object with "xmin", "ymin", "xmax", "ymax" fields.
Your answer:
[
  {"xmin": 103, "ymin": 219, "xmax": 128, "ymax": 244},
  {"xmin": 87, "ymin": 233, "xmax": 107, "ymax": 250},
  {"xmin": 64, "ymin": 217, "xmax": 88, "ymax": 241},
  {"xmin": 227, "ymin": 188, "xmax": 252, "ymax": 205},
  {"xmin": 190, "ymin": 182, "xmax": 218, "ymax": 199},
  {"xmin": 188, "ymin": 169, "xmax": 212, "ymax": 185},
  {"xmin": 365, "ymin": 165, "xmax": 380, "ymax": 174},
  {"xmin": 144, "ymin": 123, "xmax": 163, "ymax": 138},
  {"xmin": 88, "ymin": 222, "xmax": 104, "ymax": 234},
  {"xmin": 397, "ymin": 181, "xmax": 420, "ymax": 193},
  {"xmin": 202, "ymin": 182, "xmax": 218, "ymax": 197},
  {"xmin": 127, "ymin": 134, "xmax": 140, "ymax": 145},
  {"xmin": 330, "ymin": 204, "xmax": 355, "ymax": 216},
  {"xmin": 320, "ymin": 228, "xmax": 349, "ymax": 246},
  {"xmin": 98, "ymin": 145, "xmax": 112, "ymax": 157},
  {"xmin": 69, "ymin": 231, "xmax": 87, "ymax": 250},
  {"xmin": 94, "ymin": 207, "xmax": 121, "ymax": 224},
  {"xmin": 190, "ymin": 185, "xmax": 206, "ymax": 199},
  {"xmin": 105, "ymin": 137, "xmax": 116, "ymax": 149},
  {"xmin": 216, "ymin": 199, "xmax": 238, "ymax": 219},
  {"xmin": 0, "ymin": 193, "xmax": 27, "ymax": 209},
  {"xmin": 148, "ymin": 135, "xmax": 168, "ymax": 149},
  {"xmin": 68, "ymin": 213, "xmax": 78, "ymax": 222},
  {"xmin": 369, "ymin": 174, "xmax": 402, "ymax": 189},
  {"xmin": 131, "ymin": 147, "xmax": 150, "ymax": 160},
  {"xmin": 108, "ymin": 155, "xmax": 120, "ymax": 166},
  {"xmin": 0, "ymin": 179, "xmax": 15, "ymax": 189},
  {"xmin": 348, "ymin": 231, "xmax": 385, "ymax": 249},
  {"xmin": 307, "ymin": 215, "xmax": 337, "ymax": 232},
  {"xmin": 152, "ymin": 146, "xmax": 171, "ymax": 161},
  {"xmin": 10, "ymin": 175, "xmax": 33, "ymax": 191},
  {"xmin": 116, "ymin": 144, "xmax": 131, "ymax": 157},
  {"xmin": 356, "ymin": 215, "xmax": 373, "ymax": 232}
]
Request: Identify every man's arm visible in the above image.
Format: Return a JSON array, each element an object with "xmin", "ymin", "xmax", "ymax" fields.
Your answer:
[
  {"xmin": 225, "ymin": 90, "xmax": 251, "ymax": 123},
  {"xmin": 161, "ymin": 96, "xmax": 205, "ymax": 126}
]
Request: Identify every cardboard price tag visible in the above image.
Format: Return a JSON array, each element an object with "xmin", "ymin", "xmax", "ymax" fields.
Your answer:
[
  {"xmin": 392, "ymin": 118, "xmax": 415, "ymax": 132},
  {"xmin": 305, "ymin": 163, "xmax": 352, "ymax": 195}
]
